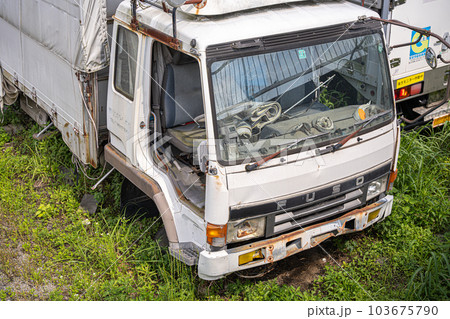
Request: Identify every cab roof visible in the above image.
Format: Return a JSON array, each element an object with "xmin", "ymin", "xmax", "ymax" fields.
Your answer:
[{"xmin": 115, "ymin": 0, "xmax": 379, "ymax": 52}]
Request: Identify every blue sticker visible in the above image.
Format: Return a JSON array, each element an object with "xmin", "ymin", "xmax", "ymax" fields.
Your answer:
[
  {"xmin": 298, "ymin": 49, "xmax": 307, "ymax": 60},
  {"xmin": 409, "ymin": 26, "xmax": 431, "ymax": 61}
]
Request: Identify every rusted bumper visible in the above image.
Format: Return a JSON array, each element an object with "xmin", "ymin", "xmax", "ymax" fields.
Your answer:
[{"xmin": 198, "ymin": 195, "xmax": 393, "ymax": 280}]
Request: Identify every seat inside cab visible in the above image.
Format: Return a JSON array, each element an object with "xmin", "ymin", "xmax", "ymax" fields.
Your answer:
[
  {"xmin": 155, "ymin": 45, "xmax": 206, "ymax": 154},
  {"xmin": 151, "ymin": 44, "xmax": 207, "ymax": 211}
]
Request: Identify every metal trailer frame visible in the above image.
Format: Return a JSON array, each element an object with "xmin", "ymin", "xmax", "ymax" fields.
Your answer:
[{"xmin": 0, "ymin": 0, "xmax": 122, "ymax": 167}]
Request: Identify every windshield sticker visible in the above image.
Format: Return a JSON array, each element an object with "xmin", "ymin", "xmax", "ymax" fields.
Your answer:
[
  {"xmin": 378, "ymin": 44, "xmax": 383, "ymax": 53},
  {"xmin": 409, "ymin": 26, "xmax": 431, "ymax": 63},
  {"xmin": 297, "ymin": 49, "xmax": 307, "ymax": 60}
]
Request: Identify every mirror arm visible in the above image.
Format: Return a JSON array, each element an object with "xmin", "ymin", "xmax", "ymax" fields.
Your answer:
[
  {"xmin": 438, "ymin": 54, "xmax": 450, "ymax": 64},
  {"xmin": 390, "ymin": 34, "xmax": 423, "ymax": 50},
  {"xmin": 369, "ymin": 16, "xmax": 450, "ymax": 50},
  {"xmin": 401, "ymin": 97, "xmax": 449, "ymax": 124}
]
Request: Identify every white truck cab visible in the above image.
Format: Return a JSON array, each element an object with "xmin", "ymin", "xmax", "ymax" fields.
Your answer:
[{"xmin": 105, "ymin": 0, "xmax": 399, "ymax": 280}]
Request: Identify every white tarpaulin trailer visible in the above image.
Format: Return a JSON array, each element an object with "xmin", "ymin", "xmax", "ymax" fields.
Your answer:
[{"xmin": 0, "ymin": 0, "xmax": 122, "ymax": 166}]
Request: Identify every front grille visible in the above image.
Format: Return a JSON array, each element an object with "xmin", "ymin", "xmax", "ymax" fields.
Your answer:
[
  {"xmin": 230, "ymin": 163, "xmax": 391, "ymax": 221},
  {"xmin": 267, "ymin": 188, "xmax": 364, "ymax": 236}
]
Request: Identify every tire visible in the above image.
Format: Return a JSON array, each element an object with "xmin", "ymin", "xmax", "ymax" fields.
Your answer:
[
  {"xmin": 154, "ymin": 227, "xmax": 169, "ymax": 248},
  {"xmin": 120, "ymin": 178, "xmax": 159, "ymax": 219}
]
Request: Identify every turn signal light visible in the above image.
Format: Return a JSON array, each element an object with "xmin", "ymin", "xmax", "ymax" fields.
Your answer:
[
  {"xmin": 388, "ymin": 169, "xmax": 398, "ymax": 191},
  {"xmin": 206, "ymin": 223, "xmax": 227, "ymax": 247}
]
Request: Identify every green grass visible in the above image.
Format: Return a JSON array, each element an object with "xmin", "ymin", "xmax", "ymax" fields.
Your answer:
[
  {"xmin": 0, "ymin": 105, "xmax": 449, "ymax": 300},
  {"xmin": 319, "ymin": 87, "xmax": 349, "ymax": 109}
]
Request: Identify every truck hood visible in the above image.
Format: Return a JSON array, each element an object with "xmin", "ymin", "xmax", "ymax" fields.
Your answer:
[{"xmin": 225, "ymin": 122, "xmax": 396, "ymax": 207}]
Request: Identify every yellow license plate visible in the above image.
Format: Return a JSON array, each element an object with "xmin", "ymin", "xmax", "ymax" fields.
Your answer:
[
  {"xmin": 238, "ymin": 249, "xmax": 264, "ymax": 266},
  {"xmin": 368, "ymin": 209, "xmax": 381, "ymax": 223},
  {"xmin": 432, "ymin": 114, "xmax": 450, "ymax": 127},
  {"xmin": 396, "ymin": 72, "xmax": 424, "ymax": 89}
]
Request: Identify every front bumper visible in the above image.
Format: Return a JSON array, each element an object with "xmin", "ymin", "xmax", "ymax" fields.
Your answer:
[{"xmin": 198, "ymin": 195, "xmax": 393, "ymax": 280}]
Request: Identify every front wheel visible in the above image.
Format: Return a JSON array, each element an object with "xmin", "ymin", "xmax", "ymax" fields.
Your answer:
[
  {"xmin": 154, "ymin": 227, "xmax": 169, "ymax": 247},
  {"xmin": 120, "ymin": 178, "xmax": 159, "ymax": 219}
]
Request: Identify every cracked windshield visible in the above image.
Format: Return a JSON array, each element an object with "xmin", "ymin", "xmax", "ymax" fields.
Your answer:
[{"xmin": 210, "ymin": 32, "xmax": 394, "ymax": 163}]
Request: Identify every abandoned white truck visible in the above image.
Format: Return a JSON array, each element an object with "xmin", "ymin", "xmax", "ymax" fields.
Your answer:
[{"xmin": 3, "ymin": 0, "xmax": 445, "ymax": 280}]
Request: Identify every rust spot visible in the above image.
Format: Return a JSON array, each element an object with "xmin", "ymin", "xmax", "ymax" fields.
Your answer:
[
  {"xmin": 173, "ymin": 185, "xmax": 204, "ymax": 216},
  {"xmin": 64, "ymin": 123, "xmax": 69, "ymax": 128},
  {"xmin": 214, "ymin": 176, "xmax": 222, "ymax": 190},
  {"xmin": 267, "ymin": 256, "xmax": 274, "ymax": 263},
  {"xmin": 185, "ymin": 0, "xmax": 204, "ymax": 5},
  {"xmin": 175, "ymin": 187, "xmax": 183, "ymax": 197},
  {"xmin": 229, "ymin": 200, "xmax": 384, "ymax": 255},
  {"xmin": 138, "ymin": 24, "xmax": 182, "ymax": 50},
  {"xmin": 104, "ymin": 144, "xmax": 162, "ymax": 199},
  {"xmin": 237, "ymin": 221, "xmax": 257, "ymax": 238},
  {"xmin": 130, "ymin": 17, "xmax": 139, "ymax": 31},
  {"xmin": 311, "ymin": 232, "xmax": 335, "ymax": 247},
  {"xmin": 161, "ymin": 2, "xmax": 170, "ymax": 13},
  {"xmin": 66, "ymin": 132, "xmax": 70, "ymax": 139},
  {"xmin": 84, "ymin": 132, "xmax": 94, "ymax": 168}
]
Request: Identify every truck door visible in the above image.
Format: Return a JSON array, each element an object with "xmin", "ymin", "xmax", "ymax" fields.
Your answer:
[{"xmin": 107, "ymin": 23, "xmax": 142, "ymax": 165}]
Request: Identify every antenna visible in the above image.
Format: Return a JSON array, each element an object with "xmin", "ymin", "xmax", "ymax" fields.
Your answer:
[{"xmin": 130, "ymin": 0, "xmax": 138, "ymax": 29}]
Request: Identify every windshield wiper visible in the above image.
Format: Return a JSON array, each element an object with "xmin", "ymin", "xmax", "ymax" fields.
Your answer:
[
  {"xmin": 245, "ymin": 132, "xmax": 329, "ymax": 172},
  {"xmin": 245, "ymin": 110, "xmax": 390, "ymax": 171},
  {"xmin": 315, "ymin": 110, "xmax": 391, "ymax": 156}
]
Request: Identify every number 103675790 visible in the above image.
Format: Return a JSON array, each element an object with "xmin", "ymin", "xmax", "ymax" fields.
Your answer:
[{"xmin": 368, "ymin": 305, "xmax": 438, "ymax": 316}]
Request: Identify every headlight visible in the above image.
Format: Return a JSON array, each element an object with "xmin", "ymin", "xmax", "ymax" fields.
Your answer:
[
  {"xmin": 227, "ymin": 217, "xmax": 266, "ymax": 244},
  {"xmin": 366, "ymin": 176, "xmax": 388, "ymax": 200}
]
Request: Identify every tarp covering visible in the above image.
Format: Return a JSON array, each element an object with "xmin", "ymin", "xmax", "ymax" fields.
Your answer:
[
  {"xmin": 0, "ymin": 0, "xmax": 122, "ymax": 73},
  {"xmin": 0, "ymin": 0, "xmax": 123, "ymax": 166}
]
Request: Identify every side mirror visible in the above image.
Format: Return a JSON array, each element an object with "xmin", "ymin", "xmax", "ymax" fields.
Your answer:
[{"xmin": 425, "ymin": 47, "xmax": 438, "ymax": 69}]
